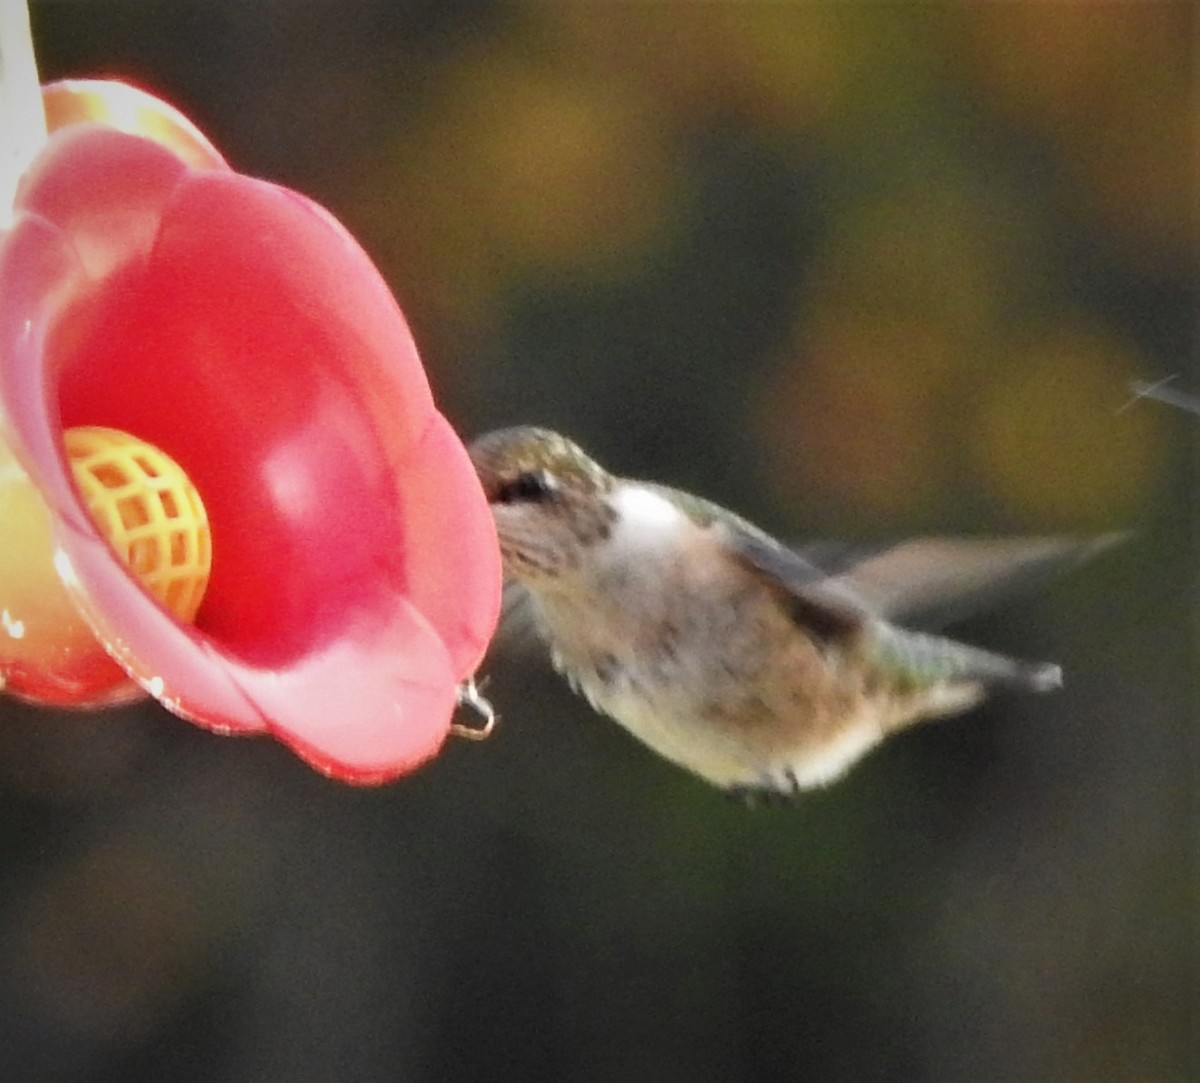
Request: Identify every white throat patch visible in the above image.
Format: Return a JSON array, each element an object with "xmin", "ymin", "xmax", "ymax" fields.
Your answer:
[{"xmin": 608, "ymin": 485, "xmax": 689, "ymax": 550}]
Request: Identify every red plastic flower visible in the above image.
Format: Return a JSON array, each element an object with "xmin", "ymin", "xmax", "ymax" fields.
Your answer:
[{"xmin": 0, "ymin": 80, "xmax": 502, "ymax": 781}]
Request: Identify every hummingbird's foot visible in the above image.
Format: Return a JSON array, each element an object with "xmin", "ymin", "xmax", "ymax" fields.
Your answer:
[
  {"xmin": 451, "ymin": 676, "xmax": 498, "ymax": 741},
  {"xmin": 726, "ymin": 786, "xmax": 760, "ymax": 808},
  {"xmin": 725, "ymin": 769, "xmax": 803, "ymax": 808}
]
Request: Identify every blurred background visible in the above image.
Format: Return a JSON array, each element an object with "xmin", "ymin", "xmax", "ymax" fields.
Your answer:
[{"xmin": 3, "ymin": 2, "xmax": 1195, "ymax": 1080}]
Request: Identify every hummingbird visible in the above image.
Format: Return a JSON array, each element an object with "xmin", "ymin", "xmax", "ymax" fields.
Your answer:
[{"xmin": 470, "ymin": 426, "xmax": 1107, "ymax": 801}]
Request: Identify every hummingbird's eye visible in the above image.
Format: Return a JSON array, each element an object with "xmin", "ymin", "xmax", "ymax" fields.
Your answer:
[{"xmin": 494, "ymin": 470, "xmax": 558, "ymax": 504}]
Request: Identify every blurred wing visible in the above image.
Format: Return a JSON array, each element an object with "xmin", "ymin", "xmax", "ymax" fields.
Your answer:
[
  {"xmin": 656, "ymin": 483, "xmax": 1123, "ymax": 634},
  {"xmin": 708, "ymin": 521, "xmax": 873, "ymax": 644},
  {"xmin": 634, "ymin": 482, "xmax": 866, "ymax": 644},
  {"xmin": 724, "ymin": 522, "xmax": 1068, "ymax": 690},
  {"xmin": 815, "ymin": 533, "xmax": 1126, "ymax": 629}
]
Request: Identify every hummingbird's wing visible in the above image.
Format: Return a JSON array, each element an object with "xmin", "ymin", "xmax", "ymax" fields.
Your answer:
[
  {"xmin": 809, "ymin": 533, "xmax": 1125, "ymax": 629},
  {"xmin": 723, "ymin": 526, "xmax": 1065, "ymax": 693},
  {"xmin": 661, "ymin": 485, "xmax": 1085, "ymax": 693},
  {"xmin": 656, "ymin": 483, "xmax": 1122, "ymax": 629},
  {"xmin": 651, "ymin": 484, "xmax": 875, "ymax": 642},
  {"xmin": 727, "ymin": 529, "xmax": 871, "ymax": 644}
]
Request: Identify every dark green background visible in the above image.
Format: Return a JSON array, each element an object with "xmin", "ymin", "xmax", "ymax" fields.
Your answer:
[{"xmin": 2, "ymin": 3, "xmax": 1194, "ymax": 1080}]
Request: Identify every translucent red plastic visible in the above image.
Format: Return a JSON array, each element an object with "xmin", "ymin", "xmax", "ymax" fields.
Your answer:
[{"xmin": 0, "ymin": 81, "xmax": 502, "ymax": 781}]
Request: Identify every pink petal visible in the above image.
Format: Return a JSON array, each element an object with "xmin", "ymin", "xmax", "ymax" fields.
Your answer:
[
  {"xmin": 392, "ymin": 415, "xmax": 504, "ymax": 679},
  {"xmin": 2, "ymin": 133, "xmax": 501, "ymax": 780},
  {"xmin": 16, "ymin": 125, "xmax": 192, "ymax": 281}
]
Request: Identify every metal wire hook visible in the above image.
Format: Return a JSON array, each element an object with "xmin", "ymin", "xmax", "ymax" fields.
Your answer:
[{"xmin": 450, "ymin": 676, "xmax": 498, "ymax": 741}]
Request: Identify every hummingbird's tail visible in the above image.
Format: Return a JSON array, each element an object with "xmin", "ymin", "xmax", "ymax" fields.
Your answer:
[
  {"xmin": 869, "ymin": 623, "xmax": 1063, "ymax": 697},
  {"xmin": 996, "ymin": 657, "xmax": 1063, "ymax": 693}
]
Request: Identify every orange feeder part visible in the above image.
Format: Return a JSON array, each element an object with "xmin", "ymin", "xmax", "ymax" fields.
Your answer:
[{"xmin": 64, "ymin": 426, "xmax": 211, "ymax": 624}]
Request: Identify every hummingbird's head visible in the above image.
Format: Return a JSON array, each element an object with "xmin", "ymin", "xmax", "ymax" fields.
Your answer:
[{"xmin": 469, "ymin": 427, "xmax": 617, "ymax": 584}]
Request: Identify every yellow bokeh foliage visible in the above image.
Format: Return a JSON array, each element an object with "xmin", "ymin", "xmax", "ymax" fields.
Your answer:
[{"xmin": 970, "ymin": 330, "xmax": 1167, "ymax": 526}]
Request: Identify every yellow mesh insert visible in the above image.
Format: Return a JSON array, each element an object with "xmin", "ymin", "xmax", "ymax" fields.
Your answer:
[{"xmin": 64, "ymin": 426, "xmax": 211, "ymax": 623}]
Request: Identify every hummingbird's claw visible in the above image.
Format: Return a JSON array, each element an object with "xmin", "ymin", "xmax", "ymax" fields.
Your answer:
[
  {"xmin": 725, "ymin": 769, "xmax": 803, "ymax": 808},
  {"xmin": 451, "ymin": 676, "xmax": 498, "ymax": 741},
  {"xmin": 726, "ymin": 786, "xmax": 760, "ymax": 808}
]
